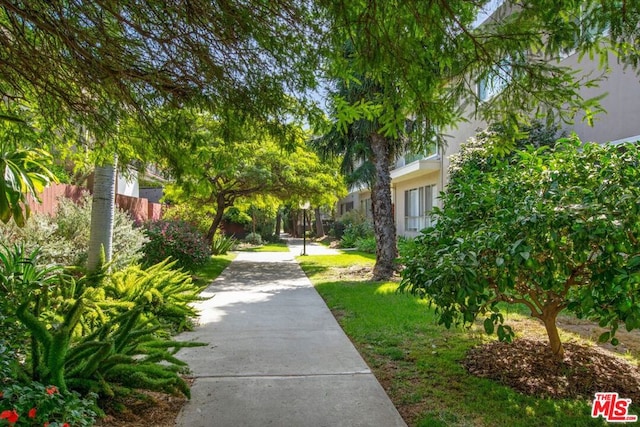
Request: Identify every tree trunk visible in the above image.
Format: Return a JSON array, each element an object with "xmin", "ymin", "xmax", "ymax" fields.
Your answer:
[
  {"xmin": 206, "ymin": 193, "xmax": 227, "ymax": 241},
  {"xmin": 291, "ymin": 211, "xmax": 300, "ymax": 238},
  {"xmin": 87, "ymin": 159, "xmax": 117, "ymax": 273},
  {"xmin": 274, "ymin": 209, "xmax": 282, "ymax": 239},
  {"xmin": 314, "ymin": 207, "xmax": 324, "ymax": 238},
  {"xmin": 370, "ymin": 132, "xmax": 397, "ymax": 281},
  {"xmin": 541, "ymin": 310, "xmax": 564, "ymax": 358}
]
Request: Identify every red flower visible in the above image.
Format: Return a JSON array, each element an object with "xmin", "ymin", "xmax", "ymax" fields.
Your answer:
[
  {"xmin": 28, "ymin": 408, "xmax": 37, "ymax": 418},
  {"xmin": 0, "ymin": 409, "xmax": 19, "ymax": 423},
  {"xmin": 45, "ymin": 386, "xmax": 58, "ymax": 395},
  {"xmin": 44, "ymin": 423, "xmax": 49, "ymax": 427},
  {"xmin": 62, "ymin": 423, "xmax": 69, "ymax": 427},
  {"xmin": 0, "ymin": 391, "xmax": 3, "ymax": 398}
]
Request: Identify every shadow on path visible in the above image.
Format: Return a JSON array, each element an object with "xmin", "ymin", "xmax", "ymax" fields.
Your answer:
[{"xmin": 174, "ymin": 249, "xmax": 406, "ymax": 427}]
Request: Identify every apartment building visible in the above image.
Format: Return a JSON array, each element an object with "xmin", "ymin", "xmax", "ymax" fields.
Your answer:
[{"xmin": 336, "ymin": 2, "xmax": 640, "ymax": 237}]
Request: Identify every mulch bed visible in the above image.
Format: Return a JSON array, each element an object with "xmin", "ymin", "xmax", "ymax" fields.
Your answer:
[
  {"xmin": 94, "ymin": 391, "xmax": 188, "ymax": 427},
  {"xmin": 463, "ymin": 338, "xmax": 640, "ymax": 401}
]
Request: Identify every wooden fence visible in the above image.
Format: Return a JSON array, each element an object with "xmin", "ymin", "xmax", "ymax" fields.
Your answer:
[{"xmin": 27, "ymin": 183, "xmax": 162, "ymax": 223}]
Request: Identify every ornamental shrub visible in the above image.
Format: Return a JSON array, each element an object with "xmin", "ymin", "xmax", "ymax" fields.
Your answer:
[
  {"xmin": 141, "ymin": 220, "xmax": 211, "ymax": 271},
  {"xmin": 340, "ymin": 221, "xmax": 373, "ymax": 249},
  {"xmin": 0, "ymin": 196, "xmax": 147, "ymax": 270},
  {"xmin": 244, "ymin": 232, "xmax": 262, "ymax": 246},
  {"xmin": 333, "ymin": 209, "xmax": 367, "ymax": 239},
  {"xmin": 401, "ymin": 135, "xmax": 640, "ymax": 359},
  {"xmin": 105, "ymin": 259, "xmax": 205, "ymax": 333},
  {"xmin": 0, "ymin": 246, "xmax": 63, "ymax": 362},
  {"xmin": 0, "ymin": 244, "xmax": 202, "ymax": 402},
  {"xmin": 211, "ymin": 232, "xmax": 236, "ymax": 255},
  {"xmin": 162, "ymin": 203, "xmax": 211, "ymax": 235},
  {"xmin": 0, "ymin": 382, "xmax": 98, "ymax": 427},
  {"xmin": 0, "ymin": 338, "xmax": 18, "ymax": 386},
  {"xmin": 355, "ymin": 236, "xmax": 376, "ymax": 254}
]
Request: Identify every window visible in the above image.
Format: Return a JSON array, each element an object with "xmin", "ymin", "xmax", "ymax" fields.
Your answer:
[
  {"xmin": 477, "ymin": 58, "xmax": 511, "ymax": 101},
  {"xmin": 340, "ymin": 201, "xmax": 354, "ymax": 216},
  {"xmin": 404, "ymin": 185, "xmax": 437, "ymax": 232},
  {"xmin": 472, "ymin": 0, "xmax": 505, "ymax": 29},
  {"xmin": 360, "ymin": 198, "xmax": 372, "ymax": 218},
  {"xmin": 560, "ymin": 4, "xmax": 609, "ymax": 59}
]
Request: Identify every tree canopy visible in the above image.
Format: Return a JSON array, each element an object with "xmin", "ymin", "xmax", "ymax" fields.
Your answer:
[
  {"xmin": 159, "ymin": 111, "xmax": 345, "ymax": 239},
  {"xmin": 0, "ymin": 1, "xmax": 325, "ymax": 132}
]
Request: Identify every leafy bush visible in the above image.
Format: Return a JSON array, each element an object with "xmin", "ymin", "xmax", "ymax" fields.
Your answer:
[
  {"xmin": 338, "ymin": 209, "xmax": 367, "ymax": 227},
  {"xmin": 0, "ymin": 338, "xmax": 18, "ymax": 387},
  {"xmin": 244, "ymin": 232, "xmax": 262, "ymax": 246},
  {"xmin": 449, "ymin": 120, "xmax": 563, "ymax": 178},
  {"xmin": 340, "ymin": 221, "xmax": 373, "ymax": 249},
  {"xmin": 222, "ymin": 207, "xmax": 251, "ymax": 226},
  {"xmin": 105, "ymin": 260, "xmax": 205, "ymax": 333},
  {"xmin": 355, "ymin": 236, "xmax": 376, "ymax": 253},
  {"xmin": 1, "ymin": 245, "xmax": 203, "ymax": 403},
  {"xmin": 262, "ymin": 234, "xmax": 284, "ymax": 244},
  {"xmin": 211, "ymin": 233, "xmax": 236, "ymax": 255},
  {"xmin": 0, "ymin": 196, "xmax": 148, "ymax": 270},
  {"xmin": 141, "ymin": 220, "xmax": 211, "ymax": 271},
  {"xmin": 0, "ymin": 245, "xmax": 62, "ymax": 359},
  {"xmin": 401, "ymin": 136, "xmax": 640, "ymax": 358},
  {"xmin": 396, "ymin": 235, "xmax": 412, "ymax": 254},
  {"xmin": 0, "ymin": 382, "xmax": 98, "ymax": 427},
  {"xmin": 332, "ymin": 209, "xmax": 367, "ymax": 239},
  {"xmin": 162, "ymin": 203, "xmax": 211, "ymax": 235}
]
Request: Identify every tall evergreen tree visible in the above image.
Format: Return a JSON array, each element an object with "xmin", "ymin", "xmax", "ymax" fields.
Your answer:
[{"xmin": 316, "ymin": 0, "xmax": 640, "ymax": 280}]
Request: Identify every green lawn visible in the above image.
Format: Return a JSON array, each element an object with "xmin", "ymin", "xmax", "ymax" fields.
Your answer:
[
  {"xmin": 192, "ymin": 254, "xmax": 236, "ymax": 287},
  {"xmin": 237, "ymin": 242, "xmax": 290, "ymax": 252},
  {"xmin": 298, "ymin": 253, "xmax": 611, "ymax": 427}
]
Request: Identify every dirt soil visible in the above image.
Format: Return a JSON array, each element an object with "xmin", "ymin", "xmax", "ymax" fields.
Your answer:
[
  {"xmin": 463, "ymin": 338, "xmax": 640, "ymax": 401},
  {"xmin": 94, "ymin": 378, "xmax": 193, "ymax": 427}
]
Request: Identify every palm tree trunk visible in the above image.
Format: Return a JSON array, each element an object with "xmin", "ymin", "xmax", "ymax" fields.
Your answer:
[
  {"xmin": 87, "ymin": 158, "xmax": 117, "ymax": 272},
  {"xmin": 370, "ymin": 133, "xmax": 397, "ymax": 281}
]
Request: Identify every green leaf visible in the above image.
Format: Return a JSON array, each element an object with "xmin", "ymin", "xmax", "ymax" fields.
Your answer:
[
  {"xmin": 0, "ymin": 188, "xmax": 10, "ymax": 223},
  {"xmin": 597, "ymin": 331, "xmax": 611, "ymax": 343},
  {"xmin": 483, "ymin": 317, "xmax": 495, "ymax": 334}
]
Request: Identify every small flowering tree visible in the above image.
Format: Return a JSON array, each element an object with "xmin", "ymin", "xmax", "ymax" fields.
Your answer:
[{"xmin": 401, "ymin": 136, "xmax": 640, "ymax": 359}]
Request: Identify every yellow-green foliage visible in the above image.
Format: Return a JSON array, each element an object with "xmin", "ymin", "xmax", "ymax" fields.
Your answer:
[
  {"xmin": 3, "ymin": 245, "xmax": 207, "ymax": 403},
  {"xmin": 105, "ymin": 259, "xmax": 206, "ymax": 333}
]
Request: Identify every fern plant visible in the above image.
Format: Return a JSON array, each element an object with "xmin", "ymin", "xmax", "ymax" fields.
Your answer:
[
  {"xmin": 63, "ymin": 305, "xmax": 203, "ymax": 399},
  {"xmin": 4, "ymin": 246, "xmax": 205, "ymax": 402},
  {"xmin": 105, "ymin": 259, "xmax": 206, "ymax": 333}
]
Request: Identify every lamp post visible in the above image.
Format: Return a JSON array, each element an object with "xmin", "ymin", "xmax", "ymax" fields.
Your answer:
[{"xmin": 300, "ymin": 201, "xmax": 310, "ymax": 256}]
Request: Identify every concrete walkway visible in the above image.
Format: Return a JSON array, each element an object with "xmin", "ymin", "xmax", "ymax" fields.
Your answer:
[
  {"xmin": 286, "ymin": 237, "xmax": 343, "ymax": 256},
  {"xmin": 174, "ymin": 241, "xmax": 406, "ymax": 426}
]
